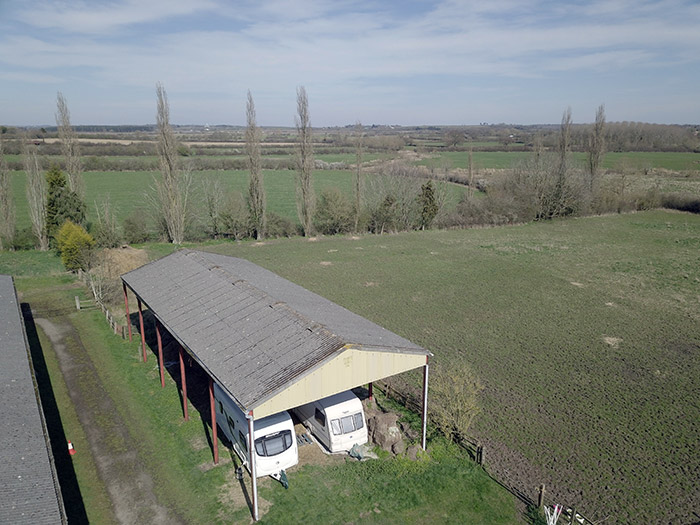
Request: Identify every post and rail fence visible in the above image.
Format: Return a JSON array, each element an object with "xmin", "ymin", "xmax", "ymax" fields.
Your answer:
[{"xmin": 75, "ymin": 270, "xmax": 130, "ymax": 339}]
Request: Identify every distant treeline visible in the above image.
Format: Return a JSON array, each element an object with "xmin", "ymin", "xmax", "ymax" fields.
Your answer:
[{"xmin": 4, "ymin": 121, "xmax": 699, "ymax": 155}]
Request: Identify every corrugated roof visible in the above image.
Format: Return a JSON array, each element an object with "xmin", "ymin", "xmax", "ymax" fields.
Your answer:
[
  {"xmin": 121, "ymin": 250, "xmax": 428, "ymax": 412},
  {"xmin": 0, "ymin": 275, "xmax": 65, "ymax": 524}
]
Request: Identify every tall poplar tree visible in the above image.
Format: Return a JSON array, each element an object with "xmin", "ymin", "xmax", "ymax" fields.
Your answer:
[
  {"xmin": 295, "ymin": 86, "xmax": 314, "ymax": 236},
  {"xmin": 246, "ymin": 90, "xmax": 265, "ymax": 240}
]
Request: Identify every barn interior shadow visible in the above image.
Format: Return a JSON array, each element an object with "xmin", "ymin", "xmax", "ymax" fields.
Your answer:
[
  {"xmin": 22, "ymin": 303, "xmax": 89, "ymax": 525},
  {"xmin": 129, "ymin": 309, "xmax": 227, "ymax": 463},
  {"xmin": 129, "ymin": 308, "xmax": 263, "ymax": 517}
]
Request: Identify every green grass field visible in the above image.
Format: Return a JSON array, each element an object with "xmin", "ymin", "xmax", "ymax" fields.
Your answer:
[
  {"xmin": 195, "ymin": 210, "xmax": 700, "ymax": 524},
  {"xmin": 419, "ymin": 150, "xmax": 700, "ymax": 172},
  {"xmin": 9, "ymin": 169, "xmax": 467, "ymax": 233},
  {"xmin": 5, "ymin": 209, "xmax": 699, "ymax": 523}
]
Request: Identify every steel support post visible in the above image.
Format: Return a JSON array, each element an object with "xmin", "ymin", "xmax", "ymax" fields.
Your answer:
[
  {"xmin": 179, "ymin": 345, "xmax": 189, "ymax": 421},
  {"xmin": 137, "ymin": 298, "xmax": 146, "ymax": 363},
  {"xmin": 123, "ymin": 282, "xmax": 132, "ymax": 341},
  {"xmin": 248, "ymin": 413, "xmax": 259, "ymax": 521},
  {"xmin": 421, "ymin": 358, "xmax": 429, "ymax": 451},
  {"xmin": 209, "ymin": 377, "xmax": 218, "ymax": 464},
  {"xmin": 155, "ymin": 319, "xmax": 164, "ymax": 388}
]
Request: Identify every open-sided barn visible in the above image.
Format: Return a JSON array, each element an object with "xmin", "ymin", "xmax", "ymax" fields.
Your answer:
[{"xmin": 122, "ymin": 249, "xmax": 431, "ymax": 520}]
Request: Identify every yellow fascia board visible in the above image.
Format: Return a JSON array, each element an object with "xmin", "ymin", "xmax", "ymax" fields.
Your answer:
[{"xmin": 254, "ymin": 344, "xmax": 426, "ymax": 419}]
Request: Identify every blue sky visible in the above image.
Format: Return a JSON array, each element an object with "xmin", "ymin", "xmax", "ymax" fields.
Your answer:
[{"xmin": 1, "ymin": 0, "xmax": 698, "ymax": 126}]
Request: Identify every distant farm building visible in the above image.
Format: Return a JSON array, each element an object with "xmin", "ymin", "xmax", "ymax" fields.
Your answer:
[{"xmin": 121, "ymin": 249, "xmax": 431, "ymax": 521}]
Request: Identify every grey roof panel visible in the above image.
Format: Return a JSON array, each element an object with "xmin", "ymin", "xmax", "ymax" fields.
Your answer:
[
  {"xmin": 122, "ymin": 250, "xmax": 428, "ymax": 411},
  {"xmin": 0, "ymin": 275, "xmax": 65, "ymax": 524}
]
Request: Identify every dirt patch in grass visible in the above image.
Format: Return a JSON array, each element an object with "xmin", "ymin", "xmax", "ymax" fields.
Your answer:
[
  {"xmin": 218, "ymin": 467, "xmax": 272, "ymax": 523},
  {"xmin": 603, "ymin": 336, "xmax": 623, "ymax": 348},
  {"xmin": 99, "ymin": 246, "xmax": 149, "ymax": 278}
]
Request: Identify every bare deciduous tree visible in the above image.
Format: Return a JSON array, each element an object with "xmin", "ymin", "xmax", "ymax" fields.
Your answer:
[
  {"xmin": 557, "ymin": 107, "xmax": 572, "ymax": 179},
  {"xmin": 153, "ymin": 83, "xmax": 191, "ymax": 244},
  {"xmin": 295, "ymin": 86, "xmax": 315, "ymax": 236},
  {"xmin": 507, "ymin": 118, "xmax": 587, "ymax": 222},
  {"xmin": 353, "ymin": 121, "xmax": 364, "ymax": 232},
  {"xmin": 430, "ymin": 360, "xmax": 483, "ymax": 442},
  {"xmin": 56, "ymin": 92, "xmax": 84, "ymax": 197},
  {"xmin": 23, "ymin": 140, "xmax": 48, "ymax": 250},
  {"xmin": 544, "ymin": 107, "xmax": 584, "ymax": 218},
  {"xmin": 588, "ymin": 104, "xmax": 606, "ymax": 192},
  {"xmin": 220, "ymin": 190, "xmax": 249, "ymax": 240},
  {"xmin": 467, "ymin": 143, "xmax": 475, "ymax": 199},
  {"xmin": 0, "ymin": 133, "xmax": 15, "ymax": 250},
  {"xmin": 93, "ymin": 197, "xmax": 121, "ymax": 248},
  {"xmin": 444, "ymin": 127, "xmax": 465, "ymax": 147},
  {"xmin": 201, "ymin": 176, "xmax": 225, "ymax": 238},
  {"xmin": 246, "ymin": 90, "xmax": 265, "ymax": 239},
  {"xmin": 365, "ymin": 169, "xmax": 421, "ymax": 233}
]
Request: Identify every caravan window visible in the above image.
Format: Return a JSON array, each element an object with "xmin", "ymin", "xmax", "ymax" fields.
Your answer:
[
  {"xmin": 330, "ymin": 419, "xmax": 341, "ymax": 435},
  {"xmin": 315, "ymin": 408, "xmax": 326, "ymax": 426},
  {"xmin": 331, "ymin": 412, "xmax": 364, "ymax": 435},
  {"xmin": 255, "ymin": 430, "xmax": 293, "ymax": 457},
  {"xmin": 353, "ymin": 412, "xmax": 364, "ymax": 430}
]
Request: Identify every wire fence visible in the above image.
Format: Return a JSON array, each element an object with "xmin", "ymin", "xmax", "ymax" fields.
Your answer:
[{"xmin": 375, "ymin": 378, "xmax": 600, "ymax": 525}]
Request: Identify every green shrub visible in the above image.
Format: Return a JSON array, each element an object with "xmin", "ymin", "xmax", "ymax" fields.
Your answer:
[
  {"xmin": 266, "ymin": 212, "xmax": 300, "ymax": 238},
  {"xmin": 418, "ymin": 180, "xmax": 439, "ymax": 229},
  {"xmin": 661, "ymin": 192, "xmax": 700, "ymax": 214},
  {"xmin": 525, "ymin": 505, "xmax": 548, "ymax": 525},
  {"xmin": 313, "ymin": 187, "xmax": 353, "ymax": 235},
  {"xmin": 123, "ymin": 211, "xmax": 150, "ymax": 244},
  {"xmin": 46, "ymin": 165, "xmax": 86, "ymax": 239},
  {"xmin": 12, "ymin": 227, "xmax": 37, "ymax": 250},
  {"xmin": 219, "ymin": 191, "xmax": 250, "ymax": 240},
  {"xmin": 56, "ymin": 220, "xmax": 95, "ymax": 271}
]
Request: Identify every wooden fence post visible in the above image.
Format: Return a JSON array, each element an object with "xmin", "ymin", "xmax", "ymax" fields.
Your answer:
[
  {"xmin": 75, "ymin": 296, "xmax": 80, "ymax": 310},
  {"xmin": 476, "ymin": 444, "xmax": 483, "ymax": 465},
  {"xmin": 538, "ymin": 484, "xmax": 545, "ymax": 509}
]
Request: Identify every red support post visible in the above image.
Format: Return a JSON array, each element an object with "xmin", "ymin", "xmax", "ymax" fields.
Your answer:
[
  {"xmin": 210, "ymin": 377, "xmax": 218, "ymax": 464},
  {"xmin": 421, "ymin": 356, "xmax": 429, "ymax": 451},
  {"xmin": 137, "ymin": 298, "xmax": 147, "ymax": 363},
  {"xmin": 179, "ymin": 345, "xmax": 189, "ymax": 421},
  {"xmin": 123, "ymin": 282, "xmax": 132, "ymax": 342},
  {"xmin": 248, "ymin": 412, "xmax": 258, "ymax": 522},
  {"xmin": 368, "ymin": 382, "xmax": 373, "ymax": 401},
  {"xmin": 155, "ymin": 319, "xmax": 165, "ymax": 388}
]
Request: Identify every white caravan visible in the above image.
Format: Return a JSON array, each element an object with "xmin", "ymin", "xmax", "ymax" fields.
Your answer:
[
  {"xmin": 214, "ymin": 383, "xmax": 298, "ymax": 479},
  {"xmin": 293, "ymin": 390, "xmax": 368, "ymax": 453}
]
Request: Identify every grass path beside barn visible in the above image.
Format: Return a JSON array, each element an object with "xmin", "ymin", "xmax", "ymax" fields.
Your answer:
[{"xmin": 19, "ymin": 279, "xmax": 183, "ymax": 524}]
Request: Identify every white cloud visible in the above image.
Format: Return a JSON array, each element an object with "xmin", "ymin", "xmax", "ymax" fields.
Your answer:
[
  {"xmin": 0, "ymin": 0, "xmax": 698, "ymax": 124},
  {"xmin": 13, "ymin": 0, "xmax": 218, "ymax": 34}
]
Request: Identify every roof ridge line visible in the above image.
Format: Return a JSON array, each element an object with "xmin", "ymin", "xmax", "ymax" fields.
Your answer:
[{"xmin": 190, "ymin": 251, "xmax": 345, "ymax": 343}]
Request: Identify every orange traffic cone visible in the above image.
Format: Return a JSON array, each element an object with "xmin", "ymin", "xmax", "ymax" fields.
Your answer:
[{"xmin": 68, "ymin": 440, "xmax": 76, "ymax": 456}]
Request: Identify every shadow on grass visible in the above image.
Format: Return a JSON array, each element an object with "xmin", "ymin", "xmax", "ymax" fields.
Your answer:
[
  {"xmin": 128, "ymin": 308, "xmax": 261, "ymax": 520},
  {"xmin": 22, "ymin": 303, "xmax": 89, "ymax": 525}
]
